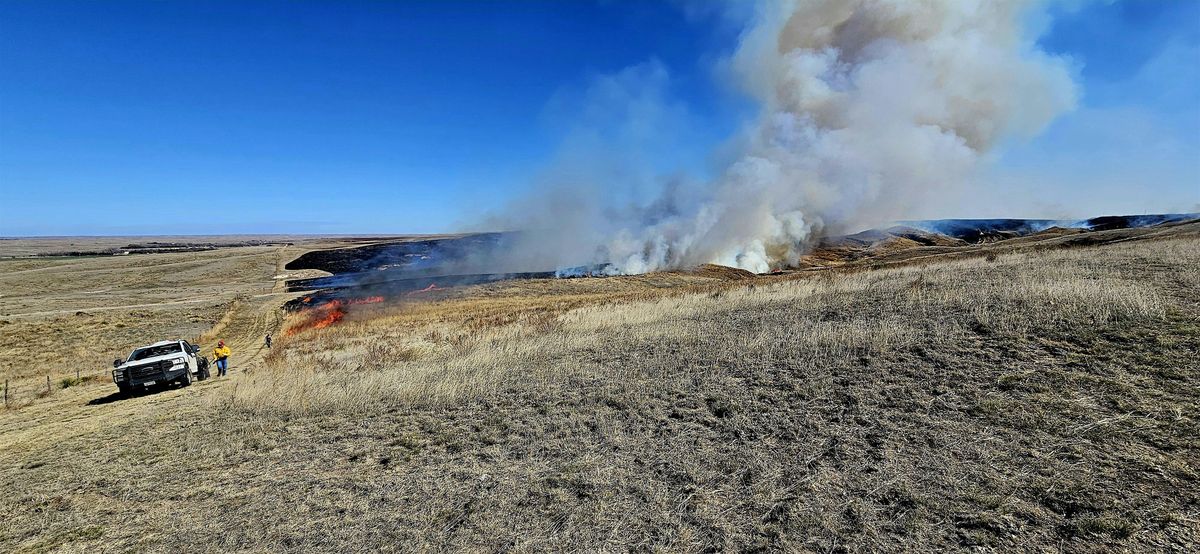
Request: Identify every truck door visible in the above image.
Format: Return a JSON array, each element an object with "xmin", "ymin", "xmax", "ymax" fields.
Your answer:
[{"xmin": 180, "ymin": 341, "xmax": 194, "ymax": 369}]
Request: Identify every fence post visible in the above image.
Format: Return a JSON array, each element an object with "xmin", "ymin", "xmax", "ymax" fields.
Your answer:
[
  {"xmin": 47, "ymin": 375, "xmax": 51, "ymax": 393},
  {"xmin": 76, "ymin": 368, "xmax": 80, "ymax": 381},
  {"xmin": 3, "ymin": 380, "xmax": 7, "ymax": 408}
]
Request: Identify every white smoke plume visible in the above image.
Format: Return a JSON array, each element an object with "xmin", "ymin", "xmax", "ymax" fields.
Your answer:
[{"xmin": 485, "ymin": 0, "xmax": 1077, "ymax": 274}]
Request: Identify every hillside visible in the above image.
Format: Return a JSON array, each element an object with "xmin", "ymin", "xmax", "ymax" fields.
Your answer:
[{"xmin": 1, "ymin": 224, "xmax": 1197, "ymax": 552}]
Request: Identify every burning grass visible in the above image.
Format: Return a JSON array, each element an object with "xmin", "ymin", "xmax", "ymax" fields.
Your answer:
[
  {"xmin": 284, "ymin": 296, "xmax": 386, "ymax": 336},
  {"xmin": 241, "ymin": 242, "xmax": 1182, "ymax": 414}
]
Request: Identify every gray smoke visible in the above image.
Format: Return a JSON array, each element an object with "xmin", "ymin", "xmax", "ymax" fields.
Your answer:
[{"xmin": 485, "ymin": 0, "xmax": 1078, "ymax": 274}]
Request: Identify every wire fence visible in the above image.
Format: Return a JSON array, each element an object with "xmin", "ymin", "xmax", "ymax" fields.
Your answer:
[{"xmin": 2, "ymin": 367, "xmax": 112, "ymax": 410}]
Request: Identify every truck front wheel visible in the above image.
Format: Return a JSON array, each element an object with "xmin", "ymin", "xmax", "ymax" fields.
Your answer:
[
  {"xmin": 179, "ymin": 368, "xmax": 193, "ymax": 387},
  {"xmin": 117, "ymin": 383, "xmax": 132, "ymax": 396}
]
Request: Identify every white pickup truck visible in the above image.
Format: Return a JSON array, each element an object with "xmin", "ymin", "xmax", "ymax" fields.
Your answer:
[{"xmin": 112, "ymin": 339, "xmax": 210, "ymax": 395}]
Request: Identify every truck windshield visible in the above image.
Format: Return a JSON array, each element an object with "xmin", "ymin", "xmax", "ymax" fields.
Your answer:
[{"xmin": 129, "ymin": 343, "xmax": 182, "ymax": 361}]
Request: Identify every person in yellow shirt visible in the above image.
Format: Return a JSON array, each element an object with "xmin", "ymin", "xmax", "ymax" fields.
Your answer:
[{"xmin": 213, "ymin": 340, "xmax": 232, "ymax": 376}]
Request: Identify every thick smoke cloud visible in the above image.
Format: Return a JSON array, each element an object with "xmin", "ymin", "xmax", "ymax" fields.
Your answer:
[{"xmin": 487, "ymin": 0, "xmax": 1077, "ymax": 274}]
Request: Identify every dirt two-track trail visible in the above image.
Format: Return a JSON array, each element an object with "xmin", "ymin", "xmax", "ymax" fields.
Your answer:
[{"xmin": 0, "ymin": 247, "xmax": 300, "ymax": 461}]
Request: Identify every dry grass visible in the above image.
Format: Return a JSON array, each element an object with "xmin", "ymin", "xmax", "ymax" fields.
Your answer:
[
  {"xmin": 235, "ymin": 242, "xmax": 1176, "ymax": 415},
  {"xmin": 1, "ymin": 231, "xmax": 1197, "ymax": 552},
  {"xmin": 0, "ymin": 238, "xmax": 341, "ymax": 406}
]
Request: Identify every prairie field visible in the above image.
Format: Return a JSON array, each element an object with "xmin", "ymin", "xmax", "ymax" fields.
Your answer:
[{"xmin": 1, "ymin": 226, "xmax": 1198, "ymax": 552}]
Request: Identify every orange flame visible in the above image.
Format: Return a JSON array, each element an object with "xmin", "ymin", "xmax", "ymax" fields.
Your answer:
[
  {"xmin": 285, "ymin": 296, "xmax": 384, "ymax": 336},
  {"xmin": 310, "ymin": 301, "xmax": 345, "ymax": 330},
  {"xmin": 406, "ymin": 283, "xmax": 441, "ymax": 296}
]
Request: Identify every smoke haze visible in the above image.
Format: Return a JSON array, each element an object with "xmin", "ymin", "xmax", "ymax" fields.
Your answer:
[{"xmin": 485, "ymin": 0, "xmax": 1078, "ymax": 274}]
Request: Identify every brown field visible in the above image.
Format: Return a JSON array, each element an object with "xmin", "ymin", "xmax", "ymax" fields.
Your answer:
[
  {"xmin": 1, "ymin": 224, "xmax": 1198, "ymax": 552},
  {"xmin": 0, "ymin": 234, "xmax": 413, "ymax": 257}
]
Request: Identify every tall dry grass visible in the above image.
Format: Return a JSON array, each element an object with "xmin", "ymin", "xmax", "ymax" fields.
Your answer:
[
  {"xmin": 225, "ymin": 238, "xmax": 1190, "ymax": 416},
  {"xmin": 4, "ymin": 234, "xmax": 1197, "ymax": 552}
]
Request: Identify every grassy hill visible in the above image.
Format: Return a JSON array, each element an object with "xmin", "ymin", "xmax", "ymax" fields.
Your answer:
[{"xmin": 1, "ymin": 224, "xmax": 1197, "ymax": 552}]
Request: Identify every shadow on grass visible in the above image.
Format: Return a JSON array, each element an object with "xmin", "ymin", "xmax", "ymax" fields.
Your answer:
[
  {"xmin": 87, "ymin": 383, "xmax": 182, "ymax": 406},
  {"xmin": 87, "ymin": 391, "xmax": 130, "ymax": 405}
]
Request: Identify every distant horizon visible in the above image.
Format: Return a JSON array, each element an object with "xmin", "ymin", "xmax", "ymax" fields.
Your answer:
[{"xmin": 5, "ymin": 211, "xmax": 1197, "ymax": 240}]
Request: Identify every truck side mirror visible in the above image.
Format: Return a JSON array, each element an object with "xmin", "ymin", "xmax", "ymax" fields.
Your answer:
[
  {"xmin": 191, "ymin": 345, "xmax": 200, "ymax": 354},
  {"xmin": 113, "ymin": 358, "xmax": 122, "ymax": 368}
]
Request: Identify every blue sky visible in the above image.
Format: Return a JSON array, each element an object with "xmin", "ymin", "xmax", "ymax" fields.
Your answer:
[
  {"xmin": 984, "ymin": 0, "xmax": 1200, "ymax": 219},
  {"xmin": 0, "ymin": 0, "xmax": 1196, "ymax": 236}
]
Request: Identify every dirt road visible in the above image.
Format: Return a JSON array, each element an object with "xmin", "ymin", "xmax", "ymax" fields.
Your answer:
[{"xmin": 0, "ymin": 247, "xmax": 301, "ymax": 459}]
